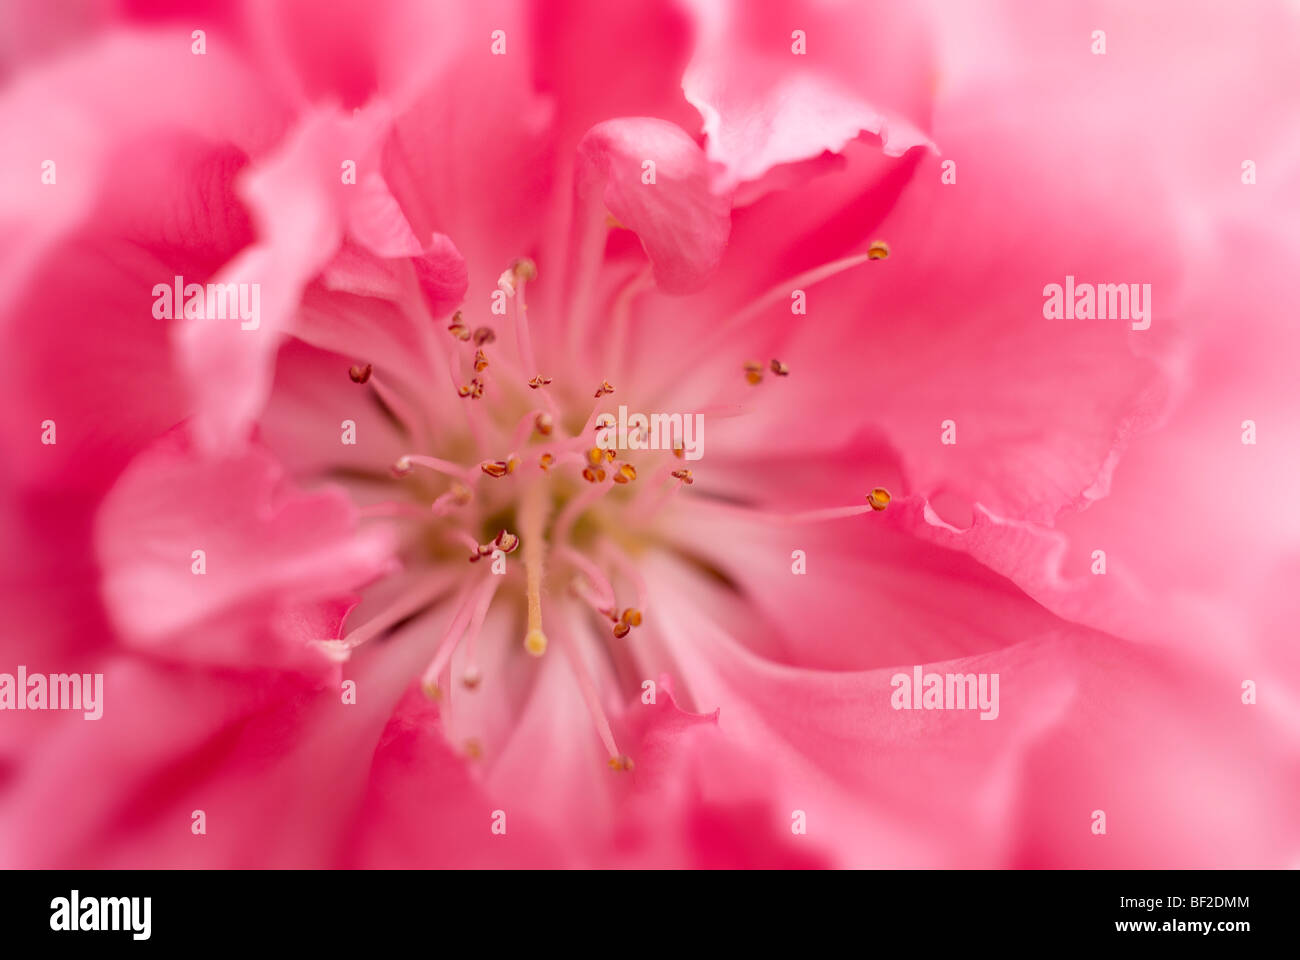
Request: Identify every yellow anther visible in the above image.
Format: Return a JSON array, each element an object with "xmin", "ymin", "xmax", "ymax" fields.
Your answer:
[
  {"xmin": 423, "ymin": 682, "xmax": 442, "ymax": 701},
  {"xmin": 671, "ymin": 468, "xmax": 694, "ymax": 485},
  {"xmin": 473, "ymin": 348, "xmax": 489, "ymax": 372},
  {"xmin": 867, "ymin": 240, "xmax": 890, "ymax": 260},
  {"xmin": 744, "ymin": 360, "xmax": 764, "ymax": 385},
  {"xmin": 613, "ymin": 463, "xmax": 637, "ymax": 484},
  {"xmin": 612, "ymin": 621, "xmax": 631, "ymax": 639},
  {"xmin": 582, "ymin": 466, "xmax": 607, "ymax": 484},
  {"xmin": 620, "ymin": 608, "xmax": 643, "ymax": 627},
  {"xmin": 534, "ymin": 412, "xmax": 553, "ymax": 436},
  {"xmin": 867, "ymin": 486, "xmax": 892, "ymax": 511},
  {"xmin": 608, "ymin": 755, "xmax": 635, "ymax": 772},
  {"xmin": 481, "ymin": 459, "xmax": 511, "ymax": 478},
  {"xmin": 527, "ymin": 375, "xmax": 553, "ymax": 389},
  {"xmin": 512, "ymin": 257, "xmax": 537, "ymax": 282},
  {"xmin": 587, "ymin": 446, "xmax": 605, "ymax": 466},
  {"xmin": 539, "ymin": 452, "xmax": 555, "ymax": 470}
]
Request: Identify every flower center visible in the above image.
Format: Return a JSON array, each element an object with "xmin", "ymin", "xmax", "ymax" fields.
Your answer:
[{"xmin": 328, "ymin": 255, "xmax": 890, "ymax": 773}]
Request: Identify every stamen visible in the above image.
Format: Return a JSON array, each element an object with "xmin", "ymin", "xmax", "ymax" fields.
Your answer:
[
  {"xmin": 520, "ymin": 480, "xmax": 551, "ymax": 656},
  {"xmin": 534, "ymin": 412, "xmax": 553, "ymax": 437},
  {"xmin": 671, "ymin": 468, "xmax": 694, "ymax": 484},
  {"xmin": 553, "ymin": 610, "xmax": 628, "ymax": 770},
  {"xmin": 539, "ymin": 452, "xmax": 556, "ymax": 470},
  {"xmin": 528, "ymin": 375, "xmax": 553, "ymax": 389},
  {"xmin": 613, "ymin": 463, "xmax": 637, "ymax": 484},
  {"xmin": 348, "ymin": 363, "xmax": 373, "ymax": 384},
  {"xmin": 448, "ymin": 310, "xmax": 471, "ymax": 341},
  {"xmin": 867, "ymin": 240, "xmax": 890, "ymax": 260},
  {"xmin": 743, "ymin": 361, "xmax": 764, "ymax": 385},
  {"xmin": 326, "ymin": 574, "xmax": 456, "ymax": 658},
  {"xmin": 594, "ymin": 379, "xmax": 615, "ymax": 398},
  {"xmin": 395, "ymin": 454, "xmax": 473, "ymax": 483},
  {"xmin": 867, "ymin": 486, "xmax": 892, "ymax": 511},
  {"xmin": 473, "ymin": 327, "xmax": 496, "ymax": 346},
  {"xmin": 461, "ymin": 574, "xmax": 503, "ymax": 690},
  {"xmin": 420, "ymin": 577, "xmax": 487, "ymax": 697},
  {"xmin": 554, "ymin": 545, "xmax": 617, "ymax": 611},
  {"xmin": 480, "ymin": 456, "xmax": 520, "ymax": 478},
  {"xmin": 473, "ymin": 348, "xmax": 489, "ymax": 372},
  {"xmin": 770, "ymin": 359, "xmax": 790, "ymax": 376}
]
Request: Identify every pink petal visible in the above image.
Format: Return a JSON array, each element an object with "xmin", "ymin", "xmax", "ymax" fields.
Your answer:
[
  {"xmin": 681, "ymin": 0, "xmax": 936, "ymax": 190},
  {"xmin": 95, "ymin": 429, "xmax": 396, "ymax": 670},
  {"xmin": 575, "ymin": 117, "xmax": 731, "ymax": 294}
]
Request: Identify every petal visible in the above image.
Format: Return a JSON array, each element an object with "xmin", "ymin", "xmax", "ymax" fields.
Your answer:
[
  {"xmin": 95, "ymin": 429, "xmax": 397, "ymax": 670},
  {"xmin": 681, "ymin": 0, "xmax": 935, "ymax": 190},
  {"xmin": 574, "ymin": 117, "xmax": 731, "ymax": 294}
]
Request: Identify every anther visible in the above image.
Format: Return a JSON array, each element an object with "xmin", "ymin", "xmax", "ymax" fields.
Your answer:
[
  {"xmin": 493, "ymin": 530, "xmax": 520, "ymax": 554},
  {"xmin": 612, "ymin": 621, "xmax": 631, "ymax": 639},
  {"xmin": 608, "ymin": 755, "xmax": 635, "ymax": 772},
  {"xmin": 534, "ymin": 412, "xmax": 553, "ymax": 436},
  {"xmin": 594, "ymin": 379, "xmax": 615, "ymax": 398},
  {"xmin": 461, "ymin": 667, "xmax": 482, "ymax": 690},
  {"xmin": 512, "ymin": 257, "xmax": 538, "ymax": 282},
  {"xmin": 391, "ymin": 456, "xmax": 414, "ymax": 478},
  {"xmin": 867, "ymin": 240, "xmax": 890, "ymax": 260},
  {"xmin": 582, "ymin": 466, "xmax": 607, "ymax": 483},
  {"xmin": 587, "ymin": 446, "xmax": 605, "ymax": 466},
  {"xmin": 448, "ymin": 311, "xmax": 471, "ymax": 340},
  {"xmin": 481, "ymin": 459, "xmax": 511, "ymax": 478},
  {"xmin": 473, "ymin": 349, "xmax": 489, "ymax": 372},
  {"xmin": 473, "ymin": 327, "xmax": 496, "ymax": 346},
  {"xmin": 770, "ymin": 359, "xmax": 790, "ymax": 376},
  {"xmin": 613, "ymin": 463, "xmax": 637, "ymax": 484},
  {"xmin": 620, "ymin": 608, "xmax": 643, "ymax": 627},
  {"xmin": 744, "ymin": 361, "xmax": 764, "ymax": 385},
  {"xmin": 528, "ymin": 375, "xmax": 552, "ymax": 389},
  {"xmin": 539, "ymin": 452, "xmax": 555, "ymax": 470},
  {"xmin": 867, "ymin": 486, "xmax": 892, "ymax": 511},
  {"xmin": 348, "ymin": 363, "xmax": 373, "ymax": 384},
  {"xmin": 671, "ymin": 468, "xmax": 694, "ymax": 484}
]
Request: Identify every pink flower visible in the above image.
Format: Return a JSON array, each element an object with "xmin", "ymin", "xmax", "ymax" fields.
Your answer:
[{"xmin": 1, "ymin": 0, "xmax": 1297, "ymax": 869}]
